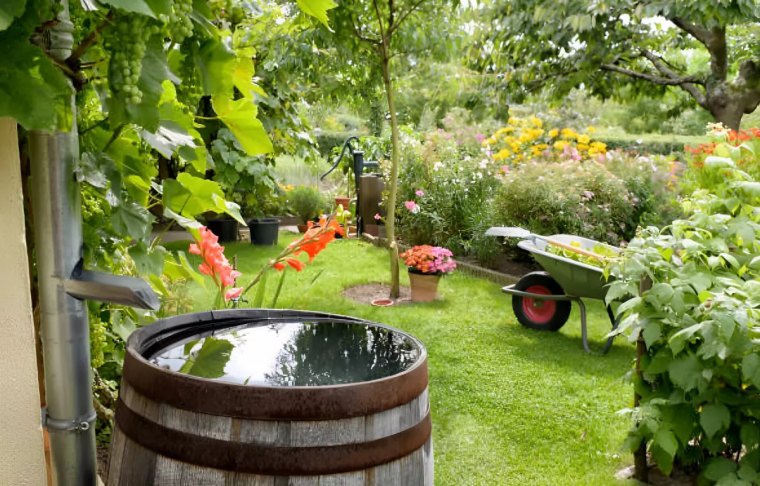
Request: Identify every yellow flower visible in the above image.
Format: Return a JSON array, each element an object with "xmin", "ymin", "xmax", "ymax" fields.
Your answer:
[
  {"xmin": 586, "ymin": 126, "xmax": 596, "ymax": 133},
  {"xmin": 577, "ymin": 134, "xmax": 590, "ymax": 145},
  {"xmin": 560, "ymin": 128, "xmax": 577, "ymax": 139},
  {"xmin": 548, "ymin": 128, "xmax": 559, "ymax": 138},
  {"xmin": 493, "ymin": 148, "xmax": 511, "ymax": 161},
  {"xmin": 529, "ymin": 116, "xmax": 543, "ymax": 128},
  {"xmin": 589, "ymin": 141, "xmax": 607, "ymax": 154},
  {"xmin": 508, "ymin": 117, "xmax": 519, "ymax": 126},
  {"xmin": 553, "ymin": 140, "xmax": 569, "ymax": 151},
  {"xmin": 577, "ymin": 143, "xmax": 589, "ymax": 152}
]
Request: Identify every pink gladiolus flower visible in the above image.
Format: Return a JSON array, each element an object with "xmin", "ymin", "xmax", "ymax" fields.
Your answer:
[
  {"xmin": 225, "ymin": 287, "xmax": 243, "ymax": 301},
  {"xmin": 190, "ymin": 226, "xmax": 243, "ymax": 306}
]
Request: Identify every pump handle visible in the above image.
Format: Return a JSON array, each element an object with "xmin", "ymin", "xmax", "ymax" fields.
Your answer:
[{"xmin": 320, "ymin": 136, "xmax": 360, "ymax": 181}]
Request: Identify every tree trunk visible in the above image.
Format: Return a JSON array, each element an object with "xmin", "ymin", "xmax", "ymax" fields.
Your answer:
[{"xmin": 380, "ymin": 48, "xmax": 401, "ymax": 299}]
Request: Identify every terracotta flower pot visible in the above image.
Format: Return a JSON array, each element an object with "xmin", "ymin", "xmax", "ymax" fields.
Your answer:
[
  {"xmin": 297, "ymin": 224, "xmax": 309, "ymax": 233},
  {"xmin": 408, "ymin": 271, "xmax": 441, "ymax": 302},
  {"xmin": 335, "ymin": 196, "xmax": 351, "ymax": 208}
]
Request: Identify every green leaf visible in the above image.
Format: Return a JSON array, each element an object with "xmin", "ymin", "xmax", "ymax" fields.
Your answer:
[
  {"xmin": 651, "ymin": 429, "xmax": 678, "ymax": 475},
  {"xmin": 111, "ymin": 203, "xmax": 153, "ymax": 242},
  {"xmin": 212, "ymin": 96, "xmax": 273, "ymax": 156},
  {"xmin": 742, "ymin": 354, "xmax": 760, "ymax": 388},
  {"xmin": 270, "ymin": 270, "xmax": 287, "ymax": 308},
  {"xmin": 741, "ymin": 423, "xmax": 760, "ymax": 449},
  {"xmin": 647, "ymin": 283, "xmax": 674, "ymax": 306},
  {"xmin": 0, "ymin": 37, "xmax": 72, "ymax": 130},
  {"xmin": 643, "ymin": 322, "xmax": 661, "ymax": 348},
  {"xmin": 669, "ymin": 323, "xmax": 703, "ymax": 355},
  {"xmin": 111, "ymin": 312, "xmax": 136, "ymax": 343},
  {"xmin": 704, "ymin": 457, "xmax": 737, "ymax": 481},
  {"xmin": 183, "ymin": 337, "xmax": 234, "ymax": 379},
  {"xmin": 252, "ymin": 268, "xmax": 269, "ymax": 308},
  {"xmin": 701, "ymin": 403, "xmax": 731, "ymax": 438},
  {"xmin": 615, "ymin": 296, "xmax": 642, "ymax": 317},
  {"xmin": 738, "ymin": 464, "xmax": 758, "ymax": 483},
  {"xmin": 0, "ymin": 0, "xmax": 25, "ymax": 31},
  {"xmin": 296, "ymin": 0, "xmax": 338, "ymax": 29},
  {"xmin": 164, "ymin": 173, "xmax": 224, "ymax": 217},
  {"xmin": 101, "ymin": 0, "xmax": 157, "ymax": 17},
  {"xmin": 668, "ymin": 354, "xmax": 702, "ymax": 391},
  {"xmin": 197, "ymin": 39, "xmax": 236, "ymax": 97},
  {"xmin": 129, "ymin": 243, "xmax": 165, "ymax": 275}
]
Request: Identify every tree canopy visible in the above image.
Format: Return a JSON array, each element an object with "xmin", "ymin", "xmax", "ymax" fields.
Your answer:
[{"xmin": 477, "ymin": 0, "xmax": 760, "ymax": 129}]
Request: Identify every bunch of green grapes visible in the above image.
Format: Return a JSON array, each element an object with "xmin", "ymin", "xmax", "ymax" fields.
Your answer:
[
  {"xmin": 106, "ymin": 13, "xmax": 156, "ymax": 105},
  {"xmin": 176, "ymin": 48, "xmax": 203, "ymax": 108},
  {"xmin": 168, "ymin": 0, "xmax": 194, "ymax": 44}
]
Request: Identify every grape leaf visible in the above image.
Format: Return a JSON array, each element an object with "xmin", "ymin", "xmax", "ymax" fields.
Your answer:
[
  {"xmin": 296, "ymin": 0, "xmax": 338, "ymax": 29},
  {"xmin": 181, "ymin": 338, "xmax": 233, "ymax": 379},
  {"xmin": 0, "ymin": 0, "xmax": 25, "ymax": 31},
  {"xmin": 101, "ymin": 0, "xmax": 157, "ymax": 17},
  {"xmin": 197, "ymin": 38, "xmax": 235, "ymax": 97},
  {"xmin": 212, "ymin": 96, "xmax": 273, "ymax": 156},
  {"xmin": 701, "ymin": 403, "xmax": 731, "ymax": 438},
  {"xmin": 128, "ymin": 243, "xmax": 165, "ymax": 276},
  {"xmin": 0, "ymin": 37, "xmax": 72, "ymax": 130}
]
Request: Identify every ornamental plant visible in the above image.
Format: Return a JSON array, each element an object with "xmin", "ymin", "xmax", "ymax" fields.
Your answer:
[
  {"xmin": 191, "ymin": 216, "xmax": 343, "ymax": 309},
  {"xmin": 483, "ymin": 115, "xmax": 606, "ymax": 166},
  {"xmin": 400, "ymin": 245, "xmax": 457, "ymax": 275},
  {"xmin": 606, "ymin": 131, "xmax": 760, "ymax": 483}
]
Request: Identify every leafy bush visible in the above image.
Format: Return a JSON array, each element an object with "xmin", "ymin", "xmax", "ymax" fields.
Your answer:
[
  {"xmin": 681, "ymin": 127, "xmax": 760, "ymax": 193},
  {"xmin": 394, "ymin": 129, "xmax": 501, "ymax": 261},
  {"xmin": 493, "ymin": 160, "xmax": 639, "ymax": 245},
  {"xmin": 287, "ymin": 185, "xmax": 324, "ymax": 225},
  {"xmin": 607, "ymin": 135, "xmax": 760, "ymax": 482}
]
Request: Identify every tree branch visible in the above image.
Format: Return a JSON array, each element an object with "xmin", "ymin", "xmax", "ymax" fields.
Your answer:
[
  {"xmin": 388, "ymin": 0, "xmax": 427, "ymax": 36},
  {"xmin": 351, "ymin": 17, "xmax": 381, "ymax": 45},
  {"xmin": 67, "ymin": 10, "xmax": 114, "ymax": 67},
  {"xmin": 372, "ymin": 0, "xmax": 387, "ymax": 44},
  {"xmin": 639, "ymin": 49, "xmax": 703, "ymax": 85},
  {"xmin": 669, "ymin": 17, "xmax": 727, "ymax": 80},
  {"xmin": 669, "ymin": 16, "xmax": 712, "ymax": 46},
  {"xmin": 601, "ymin": 62, "xmax": 708, "ymax": 108}
]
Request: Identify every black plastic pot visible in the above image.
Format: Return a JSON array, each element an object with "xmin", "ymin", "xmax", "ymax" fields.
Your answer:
[
  {"xmin": 248, "ymin": 217, "xmax": 279, "ymax": 245},
  {"xmin": 206, "ymin": 218, "xmax": 239, "ymax": 243}
]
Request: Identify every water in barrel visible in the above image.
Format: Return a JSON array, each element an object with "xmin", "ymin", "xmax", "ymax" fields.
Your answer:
[{"xmin": 150, "ymin": 320, "xmax": 421, "ymax": 386}]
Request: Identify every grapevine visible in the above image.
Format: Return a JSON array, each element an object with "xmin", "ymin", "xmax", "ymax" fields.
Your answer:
[
  {"xmin": 167, "ymin": 0, "xmax": 194, "ymax": 44},
  {"xmin": 105, "ymin": 13, "xmax": 158, "ymax": 105}
]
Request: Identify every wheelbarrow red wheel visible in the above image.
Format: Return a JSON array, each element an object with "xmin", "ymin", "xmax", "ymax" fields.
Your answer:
[{"xmin": 511, "ymin": 272, "xmax": 571, "ymax": 331}]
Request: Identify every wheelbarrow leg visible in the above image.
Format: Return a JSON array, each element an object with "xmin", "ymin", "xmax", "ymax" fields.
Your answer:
[{"xmin": 576, "ymin": 299, "xmax": 618, "ymax": 355}]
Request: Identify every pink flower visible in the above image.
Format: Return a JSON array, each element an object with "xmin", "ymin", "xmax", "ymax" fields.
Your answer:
[
  {"xmin": 404, "ymin": 200, "xmax": 419, "ymax": 213},
  {"xmin": 415, "ymin": 190, "xmax": 425, "ymax": 197},
  {"xmin": 374, "ymin": 213, "xmax": 381, "ymax": 221},
  {"xmin": 224, "ymin": 287, "xmax": 243, "ymax": 301}
]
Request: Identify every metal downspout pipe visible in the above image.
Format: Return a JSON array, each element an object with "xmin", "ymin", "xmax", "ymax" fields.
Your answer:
[{"xmin": 29, "ymin": 1, "xmax": 98, "ymax": 483}]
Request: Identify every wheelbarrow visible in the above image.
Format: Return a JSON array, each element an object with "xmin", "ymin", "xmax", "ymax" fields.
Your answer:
[{"xmin": 486, "ymin": 227, "xmax": 621, "ymax": 354}]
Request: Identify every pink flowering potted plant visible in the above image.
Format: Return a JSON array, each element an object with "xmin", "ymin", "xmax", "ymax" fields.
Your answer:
[{"xmin": 399, "ymin": 245, "xmax": 457, "ymax": 302}]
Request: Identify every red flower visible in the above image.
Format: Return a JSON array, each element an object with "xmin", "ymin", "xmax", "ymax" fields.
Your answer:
[{"xmin": 190, "ymin": 226, "xmax": 242, "ymax": 302}]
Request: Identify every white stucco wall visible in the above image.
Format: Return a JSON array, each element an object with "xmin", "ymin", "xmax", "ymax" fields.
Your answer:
[{"xmin": 0, "ymin": 118, "xmax": 47, "ymax": 485}]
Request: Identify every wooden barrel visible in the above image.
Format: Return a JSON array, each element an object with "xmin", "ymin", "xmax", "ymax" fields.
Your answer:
[{"xmin": 107, "ymin": 310, "xmax": 432, "ymax": 485}]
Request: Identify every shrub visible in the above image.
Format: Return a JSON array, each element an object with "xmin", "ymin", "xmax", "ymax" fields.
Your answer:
[
  {"xmin": 288, "ymin": 185, "xmax": 324, "ymax": 225},
  {"xmin": 681, "ymin": 126, "xmax": 760, "ymax": 193},
  {"xmin": 493, "ymin": 160, "xmax": 639, "ymax": 245},
  {"xmin": 607, "ymin": 132, "xmax": 760, "ymax": 482},
  {"xmin": 394, "ymin": 130, "xmax": 501, "ymax": 260}
]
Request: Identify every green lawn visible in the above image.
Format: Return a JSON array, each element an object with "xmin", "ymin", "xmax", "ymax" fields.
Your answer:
[{"xmin": 169, "ymin": 233, "xmax": 637, "ymax": 485}]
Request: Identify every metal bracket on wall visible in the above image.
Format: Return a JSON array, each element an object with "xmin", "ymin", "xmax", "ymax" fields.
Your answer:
[{"xmin": 41, "ymin": 407, "xmax": 97, "ymax": 433}]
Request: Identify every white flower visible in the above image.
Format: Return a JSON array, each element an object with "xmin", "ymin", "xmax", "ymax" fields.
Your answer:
[
  {"xmin": 479, "ymin": 159, "xmax": 489, "ymax": 169},
  {"xmin": 433, "ymin": 162, "xmax": 444, "ymax": 172}
]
